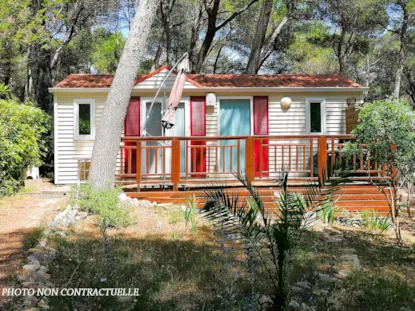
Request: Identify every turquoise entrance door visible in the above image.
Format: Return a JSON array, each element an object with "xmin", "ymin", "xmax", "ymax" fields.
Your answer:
[{"xmin": 219, "ymin": 99, "xmax": 251, "ymax": 174}]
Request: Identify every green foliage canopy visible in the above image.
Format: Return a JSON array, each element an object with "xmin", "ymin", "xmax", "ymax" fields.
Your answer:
[
  {"xmin": 90, "ymin": 29, "xmax": 126, "ymax": 74},
  {"xmin": 0, "ymin": 100, "xmax": 50, "ymax": 195},
  {"xmin": 351, "ymin": 98, "xmax": 415, "ymax": 174}
]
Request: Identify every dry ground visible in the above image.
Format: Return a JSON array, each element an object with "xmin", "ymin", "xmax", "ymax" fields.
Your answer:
[
  {"xmin": 2, "ymin": 187, "xmax": 415, "ymax": 310},
  {"xmin": 0, "ymin": 180, "xmax": 69, "ymax": 307}
]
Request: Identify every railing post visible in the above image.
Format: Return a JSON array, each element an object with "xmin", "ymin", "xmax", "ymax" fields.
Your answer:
[
  {"xmin": 136, "ymin": 140, "xmax": 142, "ymax": 189},
  {"xmin": 318, "ymin": 136, "xmax": 328, "ymax": 186},
  {"xmin": 390, "ymin": 144, "xmax": 398, "ymax": 184},
  {"xmin": 245, "ymin": 137, "xmax": 255, "ymax": 184},
  {"xmin": 171, "ymin": 138, "xmax": 181, "ymax": 191},
  {"xmin": 309, "ymin": 138, "xmax": 314, "ymax": 177}
]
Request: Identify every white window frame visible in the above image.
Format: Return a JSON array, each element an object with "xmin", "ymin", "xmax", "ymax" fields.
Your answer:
[
  {"xmin": 140, "ymin": 97, "xmax": 190, "ymax": 137},
  {"xmin": 306, "ymin": 98, "xmax": 326, "ymax": 134},
  {"xmin": 140, "ymin": 97, "xmax": 191, "ymax": 176},
  {"xmin": 73, "ymin": 98, "xmax": 96, "ymax": 140},
  {"xmin": 217, "ymin": 96, "xmax": 254, "ymax": 136}
]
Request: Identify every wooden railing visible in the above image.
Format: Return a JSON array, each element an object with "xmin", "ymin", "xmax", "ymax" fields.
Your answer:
[{"xmin": 117, "ymin": 135, "xmax": 392, "ymax": 190}]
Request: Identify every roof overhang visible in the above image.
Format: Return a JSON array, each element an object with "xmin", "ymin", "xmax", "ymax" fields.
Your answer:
[{"xmin": 49, "ymin": 86, "xmax": 368, "ymax": 93}]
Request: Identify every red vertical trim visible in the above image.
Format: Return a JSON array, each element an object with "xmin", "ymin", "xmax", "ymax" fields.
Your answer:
[
  {"xmin": 124, "ymin": 97, "xmax": 140, "ymax": 136},
  {"xmin": 190, "ymin": 96, "xmax": 206, "ymax": 177},
  {"xmin": 124, "ymin": 97, "xmax": 140, "ymax": 173},
  {"xmin": 253, "ymin": 96, "xmax": 269, "ymax": 177}
]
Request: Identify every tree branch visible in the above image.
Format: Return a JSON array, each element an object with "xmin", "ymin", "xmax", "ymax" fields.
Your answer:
[{"xmin": 215, "ymin": 0, "xmax": 259, "ymax": 31}]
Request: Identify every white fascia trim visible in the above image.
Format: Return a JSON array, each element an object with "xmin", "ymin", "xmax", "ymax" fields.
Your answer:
[
  {"xmin": 49, "ymin": 86, "xmax": 368, "ymax": 93},
  {"xmin": 49, "ymin": 88, "xmax": 111, "ymax": 93}
]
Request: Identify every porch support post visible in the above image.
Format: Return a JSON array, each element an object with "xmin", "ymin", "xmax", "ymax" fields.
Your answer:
[
  {"xmin": 245, "ymin": 137, "xmax": 255, "ymax": 184},
  {"xmin": 318, "ymin": 136, "xmax": 328, "ymax": 186},
  {"xmin": 136, "ymin": 140, "xmax": 142, "ymax": 190},
  {"xmin": 171, "ymin": 138, "xmax": 181, "ymax": 191}
]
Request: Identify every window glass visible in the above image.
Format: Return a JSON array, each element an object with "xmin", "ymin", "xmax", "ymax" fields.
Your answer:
[
  {"xmin": 310, "ymin": 102, "xmax": 321, "ymax": 133},
  {"xmin": 79, "ymin": 104, "xmax": 91, "ymax": 135}
]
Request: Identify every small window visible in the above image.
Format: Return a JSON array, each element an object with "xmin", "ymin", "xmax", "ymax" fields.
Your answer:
[
  {"xmin": 310, "ymin": 102, "xmax": 321, "ymax": 133},
  {"xmin": 306, "ymin": 98, "xmax": 325, "ymax": 134},
  {"xmin": 74, "ymin": 99, "xmax": 95, "ymax": 140},
  {"xmin": 79, "ymin": 104, "xmax": 91, "ymax": 135}
]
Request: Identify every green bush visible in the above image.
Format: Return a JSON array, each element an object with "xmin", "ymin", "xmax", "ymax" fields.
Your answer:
[
  {"xmin": 351, "ymin": 98, "xmax": 415, "ymax": 169},
  {"xmin": 71, "ymin": 184, "xmax": 132, "ymax": 228},
  {"xmin": 319, "ymin": 201, "xmax": 338, "ymax": 224},
  {"xmin": 362, "ymin": 210, "xmax": 391, "ymax": 233},
  {"xmin": 184, "ymin": 194, "xmax": 198, "ymax": 234},
  {"xmin": 343, "ymin": 98, "xmax": 415, "ymax": 243},
  {"xmin": 0, "ymin": 99, "xmax": 50, "ymax": 196}
]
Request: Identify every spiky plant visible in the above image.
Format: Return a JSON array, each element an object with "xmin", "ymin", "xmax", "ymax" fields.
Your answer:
[{"xmin": 201, "ymin": 172, "xmax": 343, "ymax": 311}]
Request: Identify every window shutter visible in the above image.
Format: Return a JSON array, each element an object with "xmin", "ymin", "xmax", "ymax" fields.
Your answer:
[
  {"xmin": 190, "ymin": 96, "xmax": 206, "ymax": 177},
  {"xmin": 253, "ymin": 96, "xmax": 269, "ymax": 176},
  {"xmin": 124, "ymin": 97, "xmax": 140, "ymax": 136},
  {"xmin": 124, "ymin": 97, "xmax": 140, "ymax": 173}
]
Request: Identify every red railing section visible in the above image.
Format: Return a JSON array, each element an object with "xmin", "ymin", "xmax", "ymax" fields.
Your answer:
[{"xmin": 117, "ymin": 135, "xmax": 392, "ymax": 190}]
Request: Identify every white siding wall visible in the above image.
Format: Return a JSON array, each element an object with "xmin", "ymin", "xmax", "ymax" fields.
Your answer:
[
  {"xmin": 206, "ymin": 105, "xmax": 218, "ymax": 173},
  {"xmin": 55, "ymin": 92, "xmax": 123, "ymax": 184},
  {"xmin": 266, "ymin": 93, "xmax": 362, "ymax": 174},
  {"xmin": 134, "ymin": 69, "xmax": 197, "ymax": 89},
  {"xmin": 54, "ymin": 89, "xmax": 363, "ymax": 184},
  {"xmin": 203, "ymin": 93, "xmax": 363, "ymax": 175}
]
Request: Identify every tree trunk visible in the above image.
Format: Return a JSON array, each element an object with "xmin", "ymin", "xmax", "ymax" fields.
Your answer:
[
  {"xmin": 151, "ymin": 34, "xmax": 164, "ymax": 71},
  {"xmin": 27, "ymin": 0, "xmax": 54, "ymax": 113},
  {"xmin": 189, "ymin": 2, "xmax": 204, "ymax": 70},
  {"xmin": 89, "ymin": 0, "xmax": 158, "ymax": 188},
  {"xmin": 393, "ymin": 60, "xmax": 404, "ymax": 99},
  {"xmin": 213, "ymin": 45, "xmax": 223, "ymax": 73},
  {"xmin": 393, "ymin": 4, "xmax": 408, "ymax": 99},
  {"xmin": 245, "ymin": 0, "xmax": 274, "ymax": 74},
  {"xmin": 256, "ymin": 14, "xmax": 289, "ymax": 72},
  {"xmin": 337, "ymin": 30, "xmax": 346, "ymax": 77},
  {"xmin": 192, "ymin": 0, "xmax": 259, "ymax": 73},
  {"xmin": 28, "ymin": 43, "xmax": 54, "ymax": 113},
  {"xmin": 363, "ymin": 55, "xmax": 371, "ymax": 98},
  {"xmin": 192, "ymin": 0, "xmax": 221, "ymax": 73}
]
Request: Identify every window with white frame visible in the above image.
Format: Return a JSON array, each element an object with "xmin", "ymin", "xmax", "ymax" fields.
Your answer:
[
  {"xmin": 306, "ymin": 98, "xmax": 326, "ymax": 134},
  {"xmin": 74, "ymin": 99, "xmax": 95, "ymax": 140}
]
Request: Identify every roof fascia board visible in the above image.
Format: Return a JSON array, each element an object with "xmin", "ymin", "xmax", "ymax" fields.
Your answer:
[{"xmin": 49, "ymin": 86, "xmax": 368, "ymax": 93}]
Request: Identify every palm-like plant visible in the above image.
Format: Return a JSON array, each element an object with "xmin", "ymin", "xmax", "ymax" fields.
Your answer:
[{"xmin": 202, "ymin": 172, "xmax": 343, "ymax": 310}]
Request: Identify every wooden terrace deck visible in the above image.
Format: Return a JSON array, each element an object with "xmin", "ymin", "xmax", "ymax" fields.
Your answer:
[{"xmin": 115, "ymin": 135, "xmax": 393, "ymax": 215}]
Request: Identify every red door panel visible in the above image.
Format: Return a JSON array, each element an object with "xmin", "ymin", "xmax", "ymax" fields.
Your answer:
[
  {"xmin": 190, "ymin": 96, "xmax": 206, "ymax": 177},
  {"xmin": 124, "ymin": 97, "xmax": 140, "ymax": 174},
  {"xmin": 253, "ymin": 96, "xmax": 269, "ymax": 177}
]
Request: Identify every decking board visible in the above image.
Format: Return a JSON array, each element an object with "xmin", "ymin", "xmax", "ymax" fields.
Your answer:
[{"xmin": 125, "ymin": 184, "xmax": 391, "ymax": 216}]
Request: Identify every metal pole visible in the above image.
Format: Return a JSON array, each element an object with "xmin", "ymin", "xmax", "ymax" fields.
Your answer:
[{"xmin": 141, "ymin": 52, "xmax": 189, "ymax": 136}]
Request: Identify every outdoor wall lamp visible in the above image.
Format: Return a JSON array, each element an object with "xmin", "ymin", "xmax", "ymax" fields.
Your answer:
[
  {"xmin": 281, "ymin": 97, "xmax": 292, "ymax": 110},
  {"xmin": 206, "ymin": 93, "xmax": 217, "ymax": 107}
]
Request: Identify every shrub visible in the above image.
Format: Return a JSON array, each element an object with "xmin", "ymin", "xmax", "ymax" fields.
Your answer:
[
  {"xmin": 71, "ymin": 184, "xmax": 132, "ymax": 228},
  {"xmin": 362, "ymin": 210, "xmax": 391, "ymax": 233},
  {"xmin": 184, "ymin": 194, "xmax": 198, "ymax": 234},
  {"xmin": 351, "ymin": 98, "xmax": 415, "ymax": 170},
  {"xmin": 319, "ymin": 201, "xmax": 338, "ymax": 224},
  {"xmin": 202, "ymin": 173, "xmax": 340, "ymax": 310},
  {"xmin": 0, "ymin": 99, "xmax": 50, "ymax": 196},
  {"xmin": 345, "ymin": 98, "xmax": 415, "ymax": 243}
]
